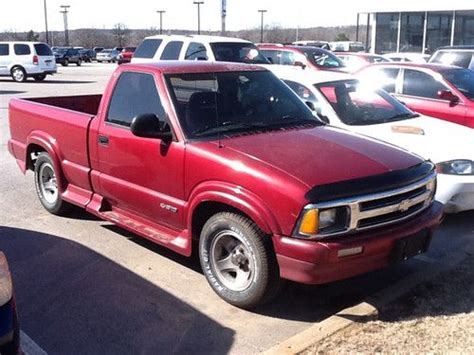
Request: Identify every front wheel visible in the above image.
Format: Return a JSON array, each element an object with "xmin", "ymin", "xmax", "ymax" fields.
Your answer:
[
  {"xmin": 76, "ymin": 59, "xmax": 81, "ymax": 66},
  {"xmin": 62, "ymin": 59, "xmax": 69, "ymax": 66},
  {"xmin": 199, "ymin": 212, "xmax": 282, "ymax": 309},
  {"xmin": 34, "ymin": 152, "xmax": 71, "ymax": 215}
]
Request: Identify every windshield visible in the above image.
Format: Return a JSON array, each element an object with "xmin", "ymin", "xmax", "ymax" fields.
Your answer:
[
  {"xmin": 54, "ymin": 48, "xmax": 68, "ymax": 54},
  {"xmin": 316, "ymin": 80, "xmax": 418, "ymax": 125},
  {"xmin": 301, "ymin": 48, "xmax": 345, "ymax": 68},
  {"xmin": 440, "ymin": 68, "xmax": 474, "ymax": 100},
  {"xmin": 210, "ymin": 43, "xmax": 270, "ymax": 64},
  {"xmin": 166, "ymin": 70, "xmax": 321, "ymax": 139}
]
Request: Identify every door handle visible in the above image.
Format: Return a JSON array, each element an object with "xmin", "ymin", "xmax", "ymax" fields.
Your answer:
[{"xmin": 98, "ymin": 135, "xmax": 109, "ymax": 145}]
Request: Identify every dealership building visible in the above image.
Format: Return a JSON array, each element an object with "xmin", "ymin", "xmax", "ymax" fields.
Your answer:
[{"xmin": 358, "ymin": 4, "xmax": 474, "ymax": 54}]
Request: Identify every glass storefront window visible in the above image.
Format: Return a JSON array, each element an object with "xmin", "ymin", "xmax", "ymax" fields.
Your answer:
[
  {"xmin": 400, "ymin": 12, "xmax": 425, "ymax": 52},
  {"xmin": 375, "ymin": 13, "xmax": 399, "ymax": 53},
  {"xmin": 454, "ymin": 10, "xmax": 474, "ymax": 45},
  {"xmin": 426, "ymin": 12, "xmax": 452, "ymax": 54}
]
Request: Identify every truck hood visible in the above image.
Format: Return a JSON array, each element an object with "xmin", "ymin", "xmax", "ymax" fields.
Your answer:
[
  {"xmin": 218, "ymin": 125, "xmax": 422, "ymax": 188},
  {"xmin": 347, "ymin": 115, "xmax": 474, "ymax": 164}
]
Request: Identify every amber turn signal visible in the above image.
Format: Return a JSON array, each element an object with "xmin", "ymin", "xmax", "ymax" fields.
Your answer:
[{"xmin": 299, "ymin": 209, "xmax": 319, "ymax": 235}]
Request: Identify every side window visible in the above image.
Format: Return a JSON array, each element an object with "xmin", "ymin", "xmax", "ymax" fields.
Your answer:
[
  {"xmin": 160, "ymin": 41, "xmax": 183, "ymax": 60},
  {"xmin": 379, "ymin": 68, "xmax": 400, "ymax": 93},
  {"xmin": 107, "ymin": 72, "xmax": 167, "ymax": 127},
  {"xmin": 14, "ymin": 44, "xmax": 31, "ymax": 55},
  {"xmin": 0, "ymin": 44, "xmax": 9, "ymax": 56},
  {"xmin": 184, "ymin": 42, "xmax": 208, "ymax": 60},
  {"xmin": 280, "ymin": 51, "xmax": 296, "ymax": 65},
  {"xmin": 402, "ymin": 69, "xmax": 447, "ymax": 99},
  {"xmin": 134, "ymin": 39, "xmax": 163, "ymax": 59},
  {"xmin": 260, "ymin": 50, "xmax": 280, "ymax": 64}
]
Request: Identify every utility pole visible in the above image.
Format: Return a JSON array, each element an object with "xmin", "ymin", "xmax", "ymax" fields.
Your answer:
[
  {"xmin": 221, "ymin": 0, "xmax": 226, "ymax": 36},
  {"xmin": 43, "ymin": 0, "xmax": 49, "ymax": 43},
  {"xmin": 193, "ymin": 1, "xmax": 204, "ymax": 35},
  {"xmin": 157, "ymin": 10, "xmax": 165, "ymax": 35},
  {"xmin": 258, "ymin": 9, "xmax": 267, "ymax": 43},
  {"xmin": 60, "ymin": 5, "xmax": 70, "ymax": 46}
]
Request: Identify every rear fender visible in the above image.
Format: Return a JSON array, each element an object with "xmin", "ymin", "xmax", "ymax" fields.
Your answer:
[
  {"xmin": 187, "ymin": 181, "xmax": 281, "ymax": 236},
  {"xmin": 26, "ymin": 131, "xmax": 67, "ymax": 192}
]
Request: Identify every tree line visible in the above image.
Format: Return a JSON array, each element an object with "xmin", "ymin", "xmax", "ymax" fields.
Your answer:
[{"xmin": 0, "ymin": 24, "xmax": 368, "ymax": 48}]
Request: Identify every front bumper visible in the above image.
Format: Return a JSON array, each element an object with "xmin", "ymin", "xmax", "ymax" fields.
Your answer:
[
  {"xmin": 436, "ymin": 174, "xmax": 474, "ymax": 213},
  {"xmin": 273, "ymin": 201, "xmax": 443, "ymax": 285}
]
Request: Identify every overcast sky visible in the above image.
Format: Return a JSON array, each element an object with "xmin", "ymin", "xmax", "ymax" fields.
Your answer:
[{"xmin": 1, "ymin": 0, "xmax": 473, "ymax": 33}]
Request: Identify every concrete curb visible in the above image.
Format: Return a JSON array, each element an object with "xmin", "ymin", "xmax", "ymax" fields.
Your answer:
[{"xmin": 263, "ymin": 241, "xmax": 474, "ymax": 355}]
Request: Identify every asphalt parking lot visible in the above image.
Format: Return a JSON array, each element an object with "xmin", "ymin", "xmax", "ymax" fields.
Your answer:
[{"xmin": 1, "ymin": 64, "xmax": 473, "ymax": 354}]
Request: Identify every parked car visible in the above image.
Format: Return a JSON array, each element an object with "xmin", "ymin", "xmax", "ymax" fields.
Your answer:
[
  {"xmin": 357, "ymin": 63, "xmax": 474, "ymax": 128},
  {"xmin": 8, "ymin": 62, "xmax": 442, "ymax": 308},
  {"xmin": 79, "ymin": 49, "xmax": 96, "ymax": 63},
  {"xmin": 117, "ymin": 47, "xmax": 136, "ymax": 64},
  {"xmin": 335, "ymin": 52, "xmax": 391, "ymax": 72},
  {"xmin": 96, "ymin": 49, "xmax": 120, "ymax": 63},
  {"xmin": 258, "ymin": 44, "xmax": 346, "ymax": 71},
  {"xmin": 93, "ymin": 47, "xmax": 104, "ymax": 53},
  {"xmin": 53, "ymin": 47, "xmax": 82, "ymax": 66},
  {"xmin": 292, "ymin": 40, "xmax": 331, "ymax": 50},
  {"xmin": 0, "ymin": 41, "xmax": 56, "ymax": 82},
  {"xmin": 0, "ymin": 252, "xmax": 20, "ymax": 355},
  {"xmin": 329, "ymin": 41, "xmax": 365, "ymax": 52},
  {"xmin": 384, "ymin": 52, "xmax": 430, "ymax": 63},
  {"xmin": 270, "ymin": 66, "xmax": 474, "ymax": 213},
  {"xmin": 131, "ymin": 34, "xmax": 269, "ymax": 64},
  {"xmin": 429, "ymin": 46, "xmax": 474, "ymax": 71}
]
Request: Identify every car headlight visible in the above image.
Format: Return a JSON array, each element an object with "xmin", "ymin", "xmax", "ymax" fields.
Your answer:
[
  {"xmin": 296, "ymin": 206, "xmax": 349, "ymax": 238},
  {"xmin": 0, "ymin": 252, "xmax": 13, "ymax": 307},
  {"xmin": 436, "ymin": 160, "xmax": 474, "ymax": 175}
]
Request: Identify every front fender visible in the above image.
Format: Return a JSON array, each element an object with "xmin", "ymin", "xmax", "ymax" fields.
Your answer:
[{"xmin": 187, "ymin": 181, "xmax": 281, "ymax": 235}]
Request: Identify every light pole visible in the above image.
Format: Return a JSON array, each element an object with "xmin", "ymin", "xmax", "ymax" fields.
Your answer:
[
  {"xmin": 43, "ymin": 0, "xmax": 49, "ymax": 43},
  {"xmin": 60, "ymin": 5, "xmax": 70, "ymax": 46},
  {"xmin": 258, "ymin": 9, "xmax": 267, "ymax": 43},
  {"xmin": 157, "ymin": 10, "xmax": 165, "ymax": 35},
  {"xmin": 193, "ymin": 1, "xmax": 204, "ymax": 35}
]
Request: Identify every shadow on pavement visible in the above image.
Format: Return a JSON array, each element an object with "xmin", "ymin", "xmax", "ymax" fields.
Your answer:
[
  {"xmin": 0, "ymin": 79, "xmax": 96, "ymax": 84},
  {"xmin": 0, "ymin": 226, "xmax": 235, "ymax": 354}
]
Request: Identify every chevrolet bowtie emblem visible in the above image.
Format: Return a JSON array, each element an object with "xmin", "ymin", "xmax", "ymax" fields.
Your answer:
[{"xmin": 399, "ymin": 199, "xmax": 412, "ymax": 212}]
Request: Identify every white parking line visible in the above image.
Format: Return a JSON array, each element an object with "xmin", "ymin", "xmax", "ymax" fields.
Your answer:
[{"xmin": 20, "ymin": 331, "xmax": 48, "ymax": 355}]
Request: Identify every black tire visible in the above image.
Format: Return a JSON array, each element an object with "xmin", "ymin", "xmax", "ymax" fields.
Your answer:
[
  {"xmin": 33, "ymin": 74, "xmax": 46, "ymax": 82},
  {"xmin": 76, "ymin": 59, "xmax": 81, "ymax": 66},
  {"xmin": 10, "ymin": 66, "xmax": 26, "ymax": 82},
  {"xmin": 34, "ymin": 152, "xmax": 71, "ymax": 215},
  {"xmin": 62, "ymin": 59, "xmax": 69, "ymax": 67},
  {"xmin": 199, "ymin": 212, "xmax": 282, "ymax": 309}
]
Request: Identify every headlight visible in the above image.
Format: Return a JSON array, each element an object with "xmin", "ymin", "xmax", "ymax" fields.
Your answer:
[
  {"xmin": 436, "ymin": 160, "xmax": 474, "ymax": 175},
  {"xmin": 296, "ymin": 206, "xmax": 349, "ymax": 238},
  {"xmin": 0, "ymin": 252, "xmax": 13, "ymax": 307}
]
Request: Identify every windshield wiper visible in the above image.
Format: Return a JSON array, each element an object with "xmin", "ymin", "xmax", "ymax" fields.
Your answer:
[{"xmin": 387, "ymin": 112, "xmax": 419, "ymax": 121}]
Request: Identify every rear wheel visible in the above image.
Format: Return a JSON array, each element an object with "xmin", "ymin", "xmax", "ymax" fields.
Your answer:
[
  {"xmin": 11, "ymin": 66, "xmax": 26, "ymax": 82},
  {"xmin": 33, "ymin": 74, "xmax": 46, "ymax": 82},
  {"xmin": 76, "ymin": 59, "xmax": 81, "ymax": 66},
  {"xmin": 199, "ymin": 212, "xmax": 282, "ymax": 309},
  {"xmin": 34, "ymin": 152, "xmax": 71, "ymax": 215}
]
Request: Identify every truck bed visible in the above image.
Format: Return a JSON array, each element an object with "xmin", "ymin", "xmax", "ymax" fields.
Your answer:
[{"xmin": 8, "ymin": 95, "xmax": 100, "ymax": 202}]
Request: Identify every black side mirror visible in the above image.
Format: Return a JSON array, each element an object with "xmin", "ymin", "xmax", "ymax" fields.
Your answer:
[
  {"xmin": 294, "ymin": 61, "xmax": 306, "ymax": 69},
  {"xmin": 437, "ymin": 90, "xmax": 460, "ymax": 106},
  {"xmin": 305, "ymin": 101, "xmax": 316, "ymax": 111},
  {"xmin": 130, "ymin": 113, "xmax": 172, "ymax": 141}
]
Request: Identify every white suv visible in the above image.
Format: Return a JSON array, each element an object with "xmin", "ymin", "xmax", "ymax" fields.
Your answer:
[
  {"xmin": 131, "ymin": 34, "xmax": 269, "ymax": 64},
  {"xmin": 0, "ymin": 42, "xmax": 57, "ymax": 82}
]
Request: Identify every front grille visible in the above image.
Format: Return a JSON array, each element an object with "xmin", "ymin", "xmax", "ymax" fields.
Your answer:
[{"xmin": 303, "ymin": 172, "xmax": 436, "ymax": 239}]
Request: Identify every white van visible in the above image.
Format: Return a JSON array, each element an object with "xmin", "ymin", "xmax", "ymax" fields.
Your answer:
[
  {"xmin": 131, "ymin": 34, "xmax": 269, "ymax": 64},
  {"xmin": 0, "ymin": 42, "xmax": 57, "ymax": 82}
]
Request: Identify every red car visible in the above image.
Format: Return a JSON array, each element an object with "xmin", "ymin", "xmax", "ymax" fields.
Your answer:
[
  {"xmin": 358, "ymin": 63, "xmax": 474, "ymax": 128},
  {"xmin": 335, "ymin": 52, "xmax": 391, "ymax": 72},
  {"xmin": 117, "ymin": 46, "xmax": 136, "ymax": 64},
  {"xmin": 8, "ymin": 62, "xmax": 442, "ymax": 308},
  {"xmin": 258, "ymin": 44, "xmax": 346, "ymax": 72}
]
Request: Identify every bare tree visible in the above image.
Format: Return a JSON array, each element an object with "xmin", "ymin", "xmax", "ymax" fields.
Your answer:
[{"xmin": 112, "ymin": 23, "xmax": 130, "ymax": 47}]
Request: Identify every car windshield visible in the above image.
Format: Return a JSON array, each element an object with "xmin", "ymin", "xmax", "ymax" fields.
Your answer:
[
  {"xmin": 440, "ymin": 68, "xmax": 474, "ymax": 100},
  {"xmin": 210, "ymin": 43, "xmax": 270, "ymax": 64},
  {"xmin": 316, "ymin": 80, "xmax": 418, "ymax": 125},
  {"xmin": 166, "ymin": 70, "xmax": 321, "ymax": 139},
  {"xmin": 101, "ymin": 50, "xmax": 112, "ymax": 53},
  {"xmin": 300, "ymin": 48, "xmax": 345, "ymax": 68},
  {"xmin": 54, "ymin": 48, "xmax": 68, "ymax": 54}
]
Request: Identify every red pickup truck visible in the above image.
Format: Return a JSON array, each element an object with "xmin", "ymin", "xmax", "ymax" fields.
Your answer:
[{"xmin": 8, "ymin": 62, "xmax": 443, "ymax": 309}]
